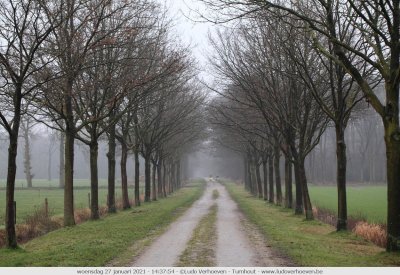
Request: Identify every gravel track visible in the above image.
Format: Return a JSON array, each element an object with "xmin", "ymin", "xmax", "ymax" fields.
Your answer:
[
  {"xmin": 132, "ymin": 184, "xmax": 213, "ymax": 266},
  {"xmin": 131, "ymin": 180, "xmax": 288, "ymax": 267}
]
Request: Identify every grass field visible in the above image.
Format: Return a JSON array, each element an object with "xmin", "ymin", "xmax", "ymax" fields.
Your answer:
[
  {"xmin": 225, "ymin": 182, "xmax": 400, "ymax": 266},
  {"xmin": 0, "ymin": 179, "xmax": 110, "ymax": 188},
  {"xmin": 309, "ymin": 185, "xmax": 386, "ymax": 224},
  {"xmin": 0, "ymin": 179, "xmax": 205, "ymax": 266},
  {"xmin": 0, "ymin": 179, "xmax": 144, "ymax": 226}
]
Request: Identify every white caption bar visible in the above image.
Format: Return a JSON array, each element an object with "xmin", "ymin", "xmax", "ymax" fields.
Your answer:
[{"xmin": 0, "ymin": 267, "xmax": 399, "ymax": 275}]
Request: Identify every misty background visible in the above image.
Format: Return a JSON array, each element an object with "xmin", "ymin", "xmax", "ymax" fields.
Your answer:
[{"xmin": 0, "ymin": 105, "xmax": 386, "ymax": 185}]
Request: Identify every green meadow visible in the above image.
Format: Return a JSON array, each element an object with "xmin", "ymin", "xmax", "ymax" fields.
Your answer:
[
  {"xmin": 309, "ymin": 185, "xmax": 386, "ymax": 224},
  {"xmin": 0, "ymin": 179, "xmax": 144, "ymax": 226}
]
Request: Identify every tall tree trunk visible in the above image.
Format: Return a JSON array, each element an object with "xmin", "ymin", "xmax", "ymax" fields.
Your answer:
[
  {"xmin": 247, "ymin": 158, "xmax": 254, "ymax": 194},
  {"xmin": 64, "ymin": 122, "xmax": 75, "ymax": 226},
  {"xmin": 90, "ymin": 142, "xmax": 99, "ymax": 220},
  {"xmin": 262, "ymin": 160, "xmax": 268, "ymax": 200},
  {"xmin": 274, "ymin": 146, "xmax": 282, "ymax": 205},
  {"xmin": 170, "ymin": 162, "xmax": 175, "ymax": 193},
  {"xmin": 244, "ymin": 158, "xmax": 249, "ymax": 190},
  {"xmin": 59, "ymin": 132, "xmax": 65, "ymax": 188},
  {"xmin": 5, "ymin": 130, "xmax": 19, "ymax": 248},
  {"xmin": 268, "ymin": 155, "xmax": 274, "ymax": 203},
  {"xmin": 157, "ymin": 159, "xmax": 163, "ymax": 198},
  {"xmin": 152, "ymin": 162, "xmax": 157, "ymax": 201},
  {"xmin": 23, "ymin": 126, "xmax": 33, "ymax": 188},
  {"xmin": 293, "ymin": 163, "xmax": 303, "ymax": 215},
  {"xmin": 120, "ymin": 142, "xmax": 130, "ymax": 209},
  {"xmin": 384, "ymin": 114, "xmax": 400, "ymax": 251},
  {"xmin": 255, "ymin": 161, "xmax": 263, "ymax": 198},
  {"xmin": 284, "ymin": 155, "xmax": 293, "ymax": 209},
  {"xmin": 64, "ymin": 83, "xmax": 75, "ymax": 226},
  {"xmin": 182, "ymin": 155, "xmax": 189, "ymax": 181},
  {"xmin": 249, "ymin": 161, "xmax": 254, "ymax": 195},
  {"xmin": 163, "ymin": 161, "xmax": 167, "ymax": 197},
  {"xmin": 244, "ymin": 159, "xmax": 249, "ymax": 191},
  {"xmin": 176, "ymin": 159, "xmax": 181, "ymax": 188},
  {"xmin": 298, "ymin": 160, "xmax": 313, "ymax": 220},
  {"xmin": 107, "ymin": 124, "xmax": 116, "ymax": 213},
  {"xmin": 144, "ymin": 154, "xmax": 151, "ymax": 202},
  {"xmin": 134, "ymin": 149, "xmax": 140, "ymax": 206},
  {"xmin": 336, "ymin": 124, "xmax": 347, "ymax": 231}
]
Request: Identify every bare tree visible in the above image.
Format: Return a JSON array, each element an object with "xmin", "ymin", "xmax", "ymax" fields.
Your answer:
[
  {"xmin": 0, "ymin": 0, "xmax": 58, "ymax": 248},
  {"xmin": 35, "ymin": 0, "xmax": 130, "ymax": 225},
  {"xmin": 20, "ymin": 117, "xmax": 36, "ymax": 188},
  {"xmin": 105, "ymin": 0, "xmax": 161, "ymax": 213}
]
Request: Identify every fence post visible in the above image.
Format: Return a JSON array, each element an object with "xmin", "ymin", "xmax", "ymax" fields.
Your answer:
[{"xmin": 45, "ymin": 198, "xmax": 49, "ymax": 218}]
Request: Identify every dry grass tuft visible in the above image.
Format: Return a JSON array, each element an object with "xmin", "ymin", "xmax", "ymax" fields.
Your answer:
[
  {"xmin": 114, "ymin": 198, "xmax": 135, "ymax": 210},
  {"xmin": 353, "ymin": 222, "xmax": 386, "ymax": 248},
  {"xmin": 74, "ymin": 208, "xmax": 91, "ymax": 224},
  {"xmin": 99, "ymin": 206, "xmax": 108, "ymax": 216},
  {"xmin": 1, "ymin": 204, "xmax": 113, "ymax": 248},
  {"xmin": 18, "ymin": 206, "xmax": 61, "ymax": 242},
  {"xmin": 313, "ymin": 206, "xmax": 387, "ymax": 248},
  {"xmin": 312, "ymin": 207, "xmax": 337, "ymax": 227}
]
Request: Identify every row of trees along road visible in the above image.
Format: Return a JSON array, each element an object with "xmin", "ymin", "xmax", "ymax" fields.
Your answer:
[
  {"xmin": 202, "ymin": 0, "xmax": 400, "ymax": 252},
  {"xmin": 0, "ymin": 0, "xmax": 206, "ymax": 248}
]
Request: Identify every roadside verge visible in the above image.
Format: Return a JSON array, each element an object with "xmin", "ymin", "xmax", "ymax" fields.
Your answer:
[
  {"xmin": 0, "ymin": 180, "xmax": 205, "ymax": 267},
  {"xmin": 224, "ymin": 182, "xmax": 400, "ymax": 266}
]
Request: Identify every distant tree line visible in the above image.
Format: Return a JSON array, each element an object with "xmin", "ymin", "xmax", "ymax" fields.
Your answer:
[{"xmin": 308, "ymin": 112, "xmax": 386, "ymax": 185}]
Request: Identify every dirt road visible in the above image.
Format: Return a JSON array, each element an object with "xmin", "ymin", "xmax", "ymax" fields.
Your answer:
[{"xmin": 131, "ymin": 180, "xmax": 288, "ymax": 267}]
